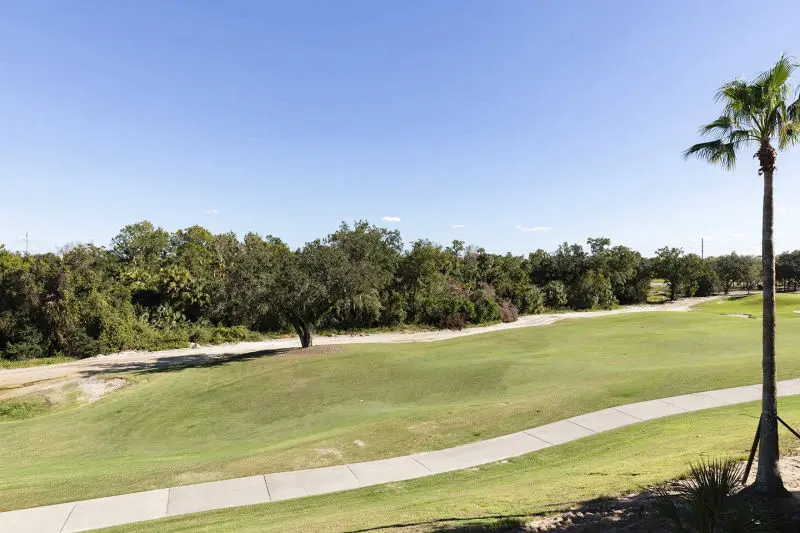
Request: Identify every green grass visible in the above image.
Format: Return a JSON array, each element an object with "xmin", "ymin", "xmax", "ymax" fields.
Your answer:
[
  {"xmin": 696, "ymin": 293, "xmax": 800, "ymax": 319},
  {"xmin": 0, "ymin": 355, "xmax": 75, "ymax": 369},
  {"xmin": 102, "ymin": 396, "xmax": 800, "ymax": 533},
  {"xmin": 0, "ymin": 380, "xmax": 90, "ymax": 421},
  {"xmin": 0, "ymin": 397, "xmax": 49, "ymax": 420},
  {"xmin": 3, "ymin": 302, "xmax": 800, "ymax": 511}
]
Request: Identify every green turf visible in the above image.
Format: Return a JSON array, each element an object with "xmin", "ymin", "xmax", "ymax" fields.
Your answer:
[
  {"xmin": 101, "ymin": 396, "xmax": 800, "ymax": 533},
  {"xmin": 696, "ymin": 292, "xmax": 800, "ymax": 319},
  {"xmin": 0, "ymin": 355, "xmax": 74, "ymax": 369},
  {"xmin": 2, "ymin": 302, "xmax": 800, "ymax": 511}
]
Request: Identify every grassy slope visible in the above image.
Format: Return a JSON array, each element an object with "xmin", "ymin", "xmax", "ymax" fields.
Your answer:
[
  {"xmin": 3, "ymin": 304, "xmax": 800, "ymax": 511},
  {"xmin": 103, "ymin": 396, "xmax": 800, "ymax": 533},
  {"xmin": 696, "ymin": 292, "xmax": 800, "ymax": 319}
]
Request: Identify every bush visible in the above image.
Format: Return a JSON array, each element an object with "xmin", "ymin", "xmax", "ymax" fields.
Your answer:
[
  {"xmin": 514, "ymin": 284, "xmax": 544, "ymax": 314},
  {"xmin": 614, "ymin": 274, "xmax": 651, "ymax": 305},
  {"xmin": 569, "ymin": 271, "xmax": 617, "ymax": 310},
  {"xmin": 470, "ymin": 284, "xmax": 500, "ymax": 323},
  {"xmin": 414, "ymin": 275, "xmax": 475, "ymax": 328},
  {"xmin": 544, "ymin": 281, "xmax": 568, "ymax": 308},
  {"xmin": 652, "ymin": 458, "xmax": 775, "ymax": 533},
  {"xmin": 695, "ymin": 270, "xmax": 720, "ymax": 297},
  {"xmin": 439, "ymin": 312, "xmax": 467, "ymax": 330},
  {"xmin": 498, "ymin": 299, "xmax": 518, "ymax": 323},
  {"xmin": 4, "ymin": 338, "xmax": 43, "ymax": 361},
  {"xmin": 209, "ymin": 325, "xmax": 260, "ymax": 344}
]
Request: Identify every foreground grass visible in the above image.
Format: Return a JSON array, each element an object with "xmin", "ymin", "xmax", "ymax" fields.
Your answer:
[
  {"xmin": 103, "ymin": 396, "xmax": 800, "ymax": 533},
  {"xmin": 3, "ymin": 305, "xmax": 800, "ymax": 511}
]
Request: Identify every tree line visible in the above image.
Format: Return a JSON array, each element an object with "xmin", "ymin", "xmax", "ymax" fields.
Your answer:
[{"xmin": 0, "ymin": 219, "xmax": 788, "ymax": 361}]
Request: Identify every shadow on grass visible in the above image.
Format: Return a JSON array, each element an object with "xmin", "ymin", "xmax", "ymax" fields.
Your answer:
[
  {"xmin": 349, "ymin": 486, "xmax": 800, "ymax": 532},
  {"xmin": 344, "ymin": 516, "xmax": 533, "ymax": 533},
  {"xmin": 74, "ymin": 348, "xmax": 306, "ymax": 379}
]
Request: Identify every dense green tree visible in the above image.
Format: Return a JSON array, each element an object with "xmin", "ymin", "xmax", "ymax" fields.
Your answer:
[
  {"xmin": 1, "ymin": 221, "xmax": 657, "ymax": 360},
  {"xmin": 111, "ymin": 221, "xmax": 169, "ymax": 269},
  {"xmin": 685, "ymin": 55, "xmax": 800, "ymax": 495},
  {"xmin": 777, "ymin": 250, "xmax": 800, "ymax": 291},
  {"xmin": 652, "ymin": 247, "xmax": 685, "ymax": 300}
]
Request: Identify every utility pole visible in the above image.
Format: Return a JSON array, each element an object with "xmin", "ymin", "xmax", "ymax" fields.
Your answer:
[
  {"xmin": 701, "ymin": 237, "xmax": 704, "ymax": 260},
  {"xmin": 25, "ymin": 232, "xmax": 29, "ymax": 257}
]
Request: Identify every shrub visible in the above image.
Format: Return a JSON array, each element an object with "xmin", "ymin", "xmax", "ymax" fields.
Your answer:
[
  {"xmin": 543, "ymin": 280, "xmax": 568, "ymax": 308},
  {"xmin": 525, "ymin": 285, "xmax": 545, "ymax": 314},
  {"xmin": 569, "ymin": 271, "xmax": 617, "ymax": 310},
  {"xmin": 414, "ymin": 275, "xmax": 475, "ymax": 328},
  {"xmin": 614, "ymin": 274, "xmax": 651, "ymax": 304},
  {"xmin": 695, "ymin": 270, "xmax": 720, "ymax": 297},
  {"xmin": 470, "ymin": 284, "xmax": 500, "ymax": 323},
  {"xmin": 498, "ymin": 299, "xmax": 518, "ymax": 323},
  {"xmin": 209, "ymin": 325, "xmax": 259, "ymax": 344},
  {"xmin": 439, "ymin": 312, "xmax": 467, "ymax": 330},
  {"xmin": 4, "ymin": 338, "xmax": 43, "ymax": 361},
  {"xmin": 651, "ymin": 458, "xmax": 775, "ymax": 533}
]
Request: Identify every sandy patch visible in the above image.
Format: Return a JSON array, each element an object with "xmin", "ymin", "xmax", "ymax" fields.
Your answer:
[
  {"xmin": 353, "ymin": 439, "xmax": 365, "ymax": 448},
  {"xmin": 0, "ymin": 376, "xmax": 128, "ymax": 405},
  {"xmin": 315, "ymin": 448, "xmax": 343, "ymax": 458},
  {"xmin": 78, "ymin": 377, "xmax": 128, "ymax": 403}
]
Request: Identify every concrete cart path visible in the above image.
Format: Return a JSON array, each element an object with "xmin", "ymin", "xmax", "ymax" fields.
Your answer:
[
  {"xmin": 2, "ymin": 375, "xmax": 795, "ymax": 533},
  {"xmin": 0, "ymin": 296, "xmax": 714, "ymax": 390}
]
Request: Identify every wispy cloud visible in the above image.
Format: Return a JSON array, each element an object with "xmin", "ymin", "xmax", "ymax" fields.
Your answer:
[
  {"xmin": 382, "ymin": 216, "xmax": 401, "ymax": 223},
  {"xmin": 730, "ymin": 232, "xmax": 745, "ymax": 239},
  {"xmin": 515, "ymin": 224, "xmax": 551, "ymax": 232},
  {"xmin": 451, "ymin": 224, "xmax": 465, "ymax": 228},
  {"xmin": 204, "ymin": 208, "xmax": 219, "ymax": 215}
]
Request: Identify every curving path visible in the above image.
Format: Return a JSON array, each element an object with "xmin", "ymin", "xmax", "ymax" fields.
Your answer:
[
  {"xmin": 2, "ymin": 376, "xmax": 798, "ymax": 533},
  {"xmin": 0, "ymin": 296, "xmax": 713, "ymax": 391}
]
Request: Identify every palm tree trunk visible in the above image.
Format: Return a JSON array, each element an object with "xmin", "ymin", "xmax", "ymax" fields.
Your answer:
[{"xmin": 755, "ymin": 142, "xmax": 785, "ymax": 495}]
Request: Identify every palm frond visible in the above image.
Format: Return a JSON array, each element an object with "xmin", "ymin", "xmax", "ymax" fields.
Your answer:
[
  {"xmin": 729, "ymin": 129, "xmax": 758, "ymax": 144},
  {"xmin": 684, "ymin": 140, "xmax": 737, "ymax": 169},
  {"xmin": 756, "ymin": 54, "xmax": 794, "ymax": 95},
  {"xmin": 699, "ymin": 115, "xmax": 734, "ymax": 136},
  {"xmin": 787, "ymin": 88, "xmax": 800, "ymax": 121},
  {"xmin": 779, "ymin": 121, "xmax": 800, "ymax": 149},
  {"xmin": 715, "ymin": 80, "xmax": 748, "ymax": 104}
]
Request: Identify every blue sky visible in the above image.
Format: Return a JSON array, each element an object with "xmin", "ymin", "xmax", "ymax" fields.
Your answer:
[{"xmin": 2, "ymin": 1, "xmax": 800, "ymax": 257}]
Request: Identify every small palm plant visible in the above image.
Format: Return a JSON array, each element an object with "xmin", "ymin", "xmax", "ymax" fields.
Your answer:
[{"xmin": 652, "ymin": 458, "xmax": 775, "ymax": 533}]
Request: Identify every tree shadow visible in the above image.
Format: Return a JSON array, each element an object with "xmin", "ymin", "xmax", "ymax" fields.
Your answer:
[
  {"xmin": 344, "ymin": 515, "xmax": 533, "ymax": 533},
  {"xmin": 75, "ymin": 348, "xmax": 292, "ymax": 379},
  {"xmin": 354, "ymin": 488, "xmax": 800, "ymax": 532}
]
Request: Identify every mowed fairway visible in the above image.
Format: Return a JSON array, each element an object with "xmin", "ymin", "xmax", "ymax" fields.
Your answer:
[
  {"xmin": 101, "ymin": 396, "xmax": 800, "ymax": 533},
  {"xmin": 3, "ymin": 298, "xmax": 800, "ymax": 511},
  {"xmin": 696, "ymin": 292, "xmax": 800, "ymax": 318}
]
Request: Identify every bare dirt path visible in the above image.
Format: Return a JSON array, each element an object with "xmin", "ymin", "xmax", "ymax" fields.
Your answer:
[{"xmin": 0, "ymin": 297, "xmax": 715, "ymax": 391}]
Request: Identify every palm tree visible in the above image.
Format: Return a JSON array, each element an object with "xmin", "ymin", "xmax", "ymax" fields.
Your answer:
[{"xmin": 685, "ymin": 55, "xmax": 800, "ymax": 496}]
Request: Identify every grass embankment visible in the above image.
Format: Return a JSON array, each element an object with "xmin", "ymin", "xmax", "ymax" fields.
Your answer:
[
  {"xmin": 2, "ymin": 299, "xmax": 800, "ymax": 511},
  {"xmin": 696, "ymin": 292, "xmax": 800, "ymax": 319},
  {"xmin": 102, "ymin": 397, "xmax": 800, "ymax": 533}
]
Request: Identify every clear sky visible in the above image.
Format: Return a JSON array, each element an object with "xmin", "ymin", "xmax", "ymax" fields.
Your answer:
[{"xmin": 2, "ymin": 1, "xmax": 800, "ymax": 257}]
